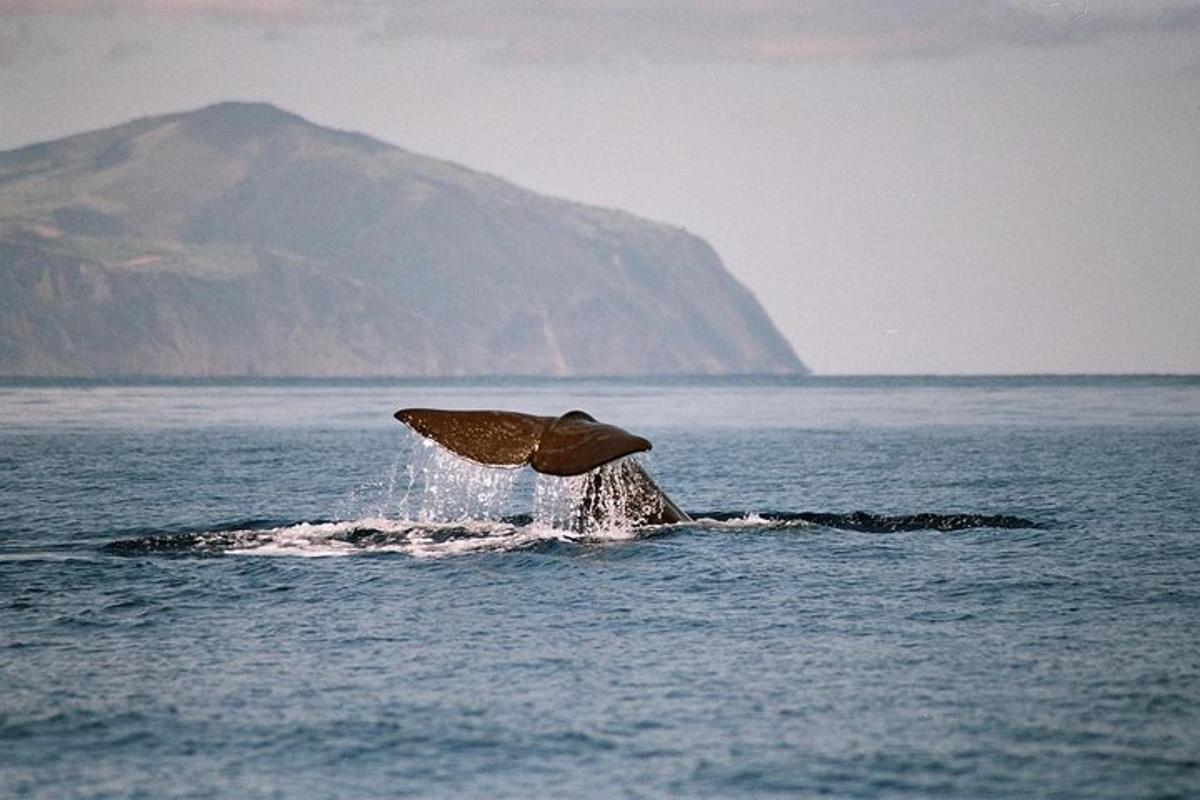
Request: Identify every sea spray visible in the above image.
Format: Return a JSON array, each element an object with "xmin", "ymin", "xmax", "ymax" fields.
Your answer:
[
  {"xmin": 340, "ymin": 431, "xmax": 666, "ymax": 536},
  {"xmin": 334, "ymin": 449, "xmax": 409, "ymax": 520},
  {"xmin": 407, "ymin": 438, "xmax": 522, "ymax": 523},
  {"xmin": 532, "ymin": 458, "xmax": 661, "ymax": 536}
]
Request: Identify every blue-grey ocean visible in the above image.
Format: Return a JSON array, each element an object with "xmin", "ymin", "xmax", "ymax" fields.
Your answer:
[{"xmin": 2, "ymin": 376, "xmax": 1198, "ymax": 799}]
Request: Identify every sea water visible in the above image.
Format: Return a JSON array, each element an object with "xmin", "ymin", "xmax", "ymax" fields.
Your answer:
[{"xmin": 1, "ymin": 377, "xmax": 1198, "ymax": 798}]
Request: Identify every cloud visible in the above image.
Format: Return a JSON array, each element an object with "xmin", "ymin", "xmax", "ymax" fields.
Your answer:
[
  {"xmin": 0, "ymin": 0, "xmax": 332, "ymax": 67},
  {"xmin": 5, "ymin": 0, "xmax": 1200, "ymax": 64},
  {"xmin": 363, "ymin": 1, "xmax": 1200, "ymax": 65},
  {"xmin": 0, "ymin": 18, "xmax": 64, "ymax": 67},
  {"xmin": 0, "ymin": 0, "xmax": 313, "ymax": 22},
  {"xmin": 103, "ymin": 38, "xmax": 153, "ymax": 63}
]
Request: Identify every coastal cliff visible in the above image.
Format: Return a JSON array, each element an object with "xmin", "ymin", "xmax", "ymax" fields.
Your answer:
[{"xmin": 0, "ymin": 102, "xmax": 805, "ymax": 377}]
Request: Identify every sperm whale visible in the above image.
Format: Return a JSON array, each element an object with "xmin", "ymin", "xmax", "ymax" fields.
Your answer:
[{"xmin": 393, "ymin": 407, "xmax": 1038, "ymax": 533}]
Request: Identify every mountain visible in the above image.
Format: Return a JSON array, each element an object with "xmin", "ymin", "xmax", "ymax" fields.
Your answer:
[{"xmin": 0, "ymin": 102, "xmax": 806, "ymax": 377}]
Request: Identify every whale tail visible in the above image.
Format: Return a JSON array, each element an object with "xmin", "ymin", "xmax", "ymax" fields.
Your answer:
[{"xmin": 394, "ymin": 408, "xmax": 689, "ymax": 525}]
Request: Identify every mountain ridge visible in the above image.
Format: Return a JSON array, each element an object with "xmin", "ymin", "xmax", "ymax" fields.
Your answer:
[{"xmin": 0, "ymin": 102, "xmax": 807, "ymax": 377}]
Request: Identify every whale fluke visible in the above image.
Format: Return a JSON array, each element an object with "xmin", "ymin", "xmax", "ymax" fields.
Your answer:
[
  {"xmin": 394, "ymin": 408, "xmax": 652, "ymax": 477},
  {"xmin": 394, "ymin": 408, "xmax": 551, "ymax": 468},
  {"xmin": 394, "ymin": 407, "xmax": 687, "ymax": 526}
]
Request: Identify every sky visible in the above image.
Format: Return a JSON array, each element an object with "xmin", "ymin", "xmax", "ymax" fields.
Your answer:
[{"xmin": 2, "ymin": 1, "xmax": 1198, "ymax": 374}]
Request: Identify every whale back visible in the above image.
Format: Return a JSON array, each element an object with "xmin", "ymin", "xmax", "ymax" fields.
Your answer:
[{"xmin": 394, "ymin": 408, "xmax": 652, "ymax": 476}]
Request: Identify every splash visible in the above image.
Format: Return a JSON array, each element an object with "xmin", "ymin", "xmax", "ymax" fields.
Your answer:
[
  {"xmin": 333, "ymin": 452, "xmax": 408, "ymax": 519},
  {"xmin": 394, "ymin": 435, "xmax": 654, "ymax": 538},
  {"xmin": 101, "ymin": 434, "xmax": 1041, "ymax": 560},
  {"xmin": 402, "ymin": 439, "xmax": 524, "ymax": 524},
  {"xmin": 532, "ymin": 459, "xmax": 666, "ymax": 538},
  {"xmin": 103, "ymin": 446, "xmax": 665, "ymax": 559}
]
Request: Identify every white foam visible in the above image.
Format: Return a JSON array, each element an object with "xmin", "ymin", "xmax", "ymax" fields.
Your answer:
[
  {"xmin": 223, "ymin": 517, "xmax": 407, "ymax": 557},
  {"xmin": 691, "ymin": 513, "xmax": 773, "ymax": 528},
  {"xmin": 211, "ymin": 511, "xmax": 647, "ymax": 559}
]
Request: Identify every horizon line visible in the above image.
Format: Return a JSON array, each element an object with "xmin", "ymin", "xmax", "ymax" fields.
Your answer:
[{"xmin": 1, "ymin": 373, "xmax": 1197, "ymax": 385}]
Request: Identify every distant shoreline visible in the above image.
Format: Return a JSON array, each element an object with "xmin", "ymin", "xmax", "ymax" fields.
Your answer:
[{"xmin": 2, "ymin": 374, "xmax": 1197, "ymax": 388}]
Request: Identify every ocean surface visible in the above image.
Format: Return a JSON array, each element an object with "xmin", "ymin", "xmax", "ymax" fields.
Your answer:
[{"xmin": 2, "ymin": 376, "xmax": 1198, "ymax": 799}]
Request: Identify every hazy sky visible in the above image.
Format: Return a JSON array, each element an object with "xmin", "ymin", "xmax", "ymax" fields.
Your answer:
[{"xmin": 3, "ymin": 1, "xmax": 1198, "ymax": 373}]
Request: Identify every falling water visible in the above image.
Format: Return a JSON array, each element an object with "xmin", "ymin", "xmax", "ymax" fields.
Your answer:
[
  {"xmin": 334, "ymin": 451, "xmax": 408, "ymax": 519},
  {"xmin": 532, "ymin": 458, "xmax": 659, "ymax": 536},
  {"xmin": 377, "ymin": 433, "xmax": 655, "ymax": 537},
  {"xmin": 401, "ymin": 438, "xmax": 523, "ymax": 523},
  {"xmin": 531, "ymin": 470, "xmax": 588, "ymax": 532}
]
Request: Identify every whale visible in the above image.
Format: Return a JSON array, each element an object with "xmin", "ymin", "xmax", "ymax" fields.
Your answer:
[
  {"xmin": 393, "ymin": 407, "xmax": 1039, "ymax": 533},
  {"xmin": 394, "ymin": 408, "xmax": 690, "ymax": 526}
]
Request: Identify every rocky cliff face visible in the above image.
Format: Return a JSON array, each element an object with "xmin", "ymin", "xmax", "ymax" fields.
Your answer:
[{"xmin": 0, "ymin": 102, "xmax": 806, "ymax": 377}]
